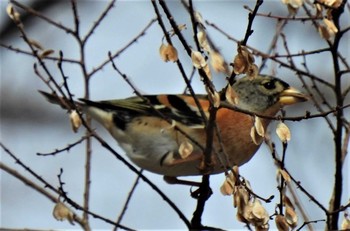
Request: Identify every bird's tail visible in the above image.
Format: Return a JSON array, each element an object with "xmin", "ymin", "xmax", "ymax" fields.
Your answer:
[{"xmin": 39, "ymin": 90, "xmax": 81, "ymax": 110}]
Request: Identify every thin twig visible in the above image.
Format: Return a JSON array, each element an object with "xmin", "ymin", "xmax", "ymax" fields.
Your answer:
[
  {"xmin": 68, "ymin": 0, "xmax": 92, "ymax": 227},
  {"xmin": 37, "ymin": 135, "xmax": 89, "ymax": 156},
  {"xmin": 280, "ymin": 32, "xmax": 336, "ymax": 132},
  {"xmin": 220, "ymin": 102, "xmax": 350, "ymax": 122},
  {"xmin": 241, "ymin": 0, "xmax": 264, "ymax": 45},
  {"xmin": 259, "ymin": 16, "xmax": 288, "ymax": 72},
  {"xmin": 1, "ymin": 143, "xmax": 134, "ymax": 230},
  {"xmin": 151, "ymin": 1, "xmax": 208, "ymax": 126},
  {"xmin": 205, "ymin": 20, "xmax": 335, "ymax": 89},
  {"xmin": 0, "ymin": 43, "xmax": 80, "ymax": 64},
  {"xmin": 108, "ymin": 51, "xmax": 206, "ymax": 152},
  {"xmin": 229, "ymin": 0, "xmax": 264, "ymax": 84},
  {"xmin": 10, "ymin": 0, "xmax": 75, "ymax": 35},
  {"xmin": 82, "ymin": 0, "xmax": 116, "ymax": 43},
  {"xmin": 325, "ymin": 0, "xmax": 347, "ymax": 228},
  {"xmin": 296, "ymin": 219, "xmax": 326, "ymax": 231},
  {"xmin": 91, "ymin": 132, "xmax": 192, "ymax": 228},
  {"xmin": 114, "ymin": 171, "xmax": 143, "ymax": 231},
  {"xmin": 0, "ymin": 162, "xmax": 85, "ymax": 228},
  {"xmin": 88, "ymin": 18, "xmax": 157, "ymax": 78}
]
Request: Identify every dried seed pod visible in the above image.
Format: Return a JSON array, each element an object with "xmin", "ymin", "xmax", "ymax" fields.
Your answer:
[
  {"xmin": 241, "ymin": 46, "xmax": 255, "ymax": 64},
  {"xmin": 225, "ymin": 85, "xmax": 239, "ymax": 105},
  {"xmin": 39, "ymin": 49, "xmax": 55, "ymax": 59},
  {"xmin": 6, "ymin": 4, "xmax": 21, "ymax": 23},
  {"xmin": 233, "ymin": 53, "xmax": 248, "ymax": 74},
  {"xmin": 70, "ymin": 110, "xmax": 82, "ymax": 133},
  {"xmin": 275, "ymin": 214, "xmax": 290, "ymax": 231},
  {"xmin": 53, "ymin": 202, "xmax": 75, "ymax": 225},
  {"xmin": 279, "ymin": 169, "xmax": 291, "ymax": 183},
  {"xmin": 250, "ymin": 126, "xmax": 262, "ymax": 145},
  {"xmin": 281, "ymin": 0, "xmax": 303, "ymax": 14},
  {"xmin": 178, "ymin": 140, "xmax": 193, "ymax": 159},
  {"xmin": 287, "ymin": 0, "xmax": 303, "ymax": 9},
  {"xmin": 236, "ymin": 208, "xmax": 250, "ymax": 224},
  {"xmin": 194, "ymin": 11, "xmax": 204, "ymax": 24},
  {"xmin": 318, "ymin": 25, "xmax": 331, "ymax": 40},
  {"xmin": 191, "ymin": 50, "xmax": 207, "ymax": 69},
  {"xmin": 159, "ymin": 43, "xmax": 178, "ymax": 62},
  {"xmin": 235, "ymin": 186, "xmax": 250, "ymax": 212},
  {"xmin": 241, "ymin": 200, "xmax": 253, "ymax": 221},
  {"xmin": 285, "ymin": 206, "xmax": 298, "ymax": 228},
  {"xmin": 283, "ymin": 195, "xmax": 295, "ymax": 210},
  {"xmin": 341, "ymin": 212, "xmax": 350, "ymax": 230},
  {"xmin": 210, "ymin": 51, "xmax": 228, "ymax": 74},
  {"xmin": 251, "ymin": 199, "xmax": 269, "ymax": 225},
  {"xmin": 323, "ymin": 18, "xmax": 338, "ymax": 34},
  {"xmin": 197, "ymin": 29, "xmax": 211, "ymax": 52},
  {"xmin": 254, "ymin": 116, "xmax": 265, "ymax": 138},
  {"xmin": 276, "ymin": 122, "xmax": 291, "ymax": 143},
  {"xmin": 159, "ymin": 43, "xmax": 167, "ymax": 59},
  {"xmin": 29, "ymin": 39, "xmax": 44, "ymax": 50},
  {"xmin": 220, "ymin": 176, "xmax": 235, "ymax": 195}
]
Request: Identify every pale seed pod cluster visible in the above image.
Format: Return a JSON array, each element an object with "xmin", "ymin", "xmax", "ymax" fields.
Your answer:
[
  {"xmin": 158, "ymin": 14, "xmax": 230, "ymax": 112},
  {"xmin": 159, "ymin": 12, "xmax": 229, "ymax": 77},
  {"xmin": 220, "ymin": 166, "xmax": 239, "ymax": 195},
  {"xmin": 315, "ymin": 0, "xmax": 341, "ymax": 40},
  {"xmin": 274, "ymin": 195, "xmax": 298, "ymax": 230},
  {"xmin": 220, "ymin": 167, "xmax": 270, "ymax": 230},
  {"xmin": 318, "ymin": 18, "xmax": 338, "ymax": 40},
  {"xmin": 194, "ymin": 12, "xmax": 229, "ymax": 76},
  {"xmin": 7, "ymin": 3, "xmax": 55, "ymax": 58},
  {"xmin": 28, "ymin": 38, "xmax": 55, "ymax": 59},
  {"xmin": 281, "ymin": 0, "xmax": 342, "ymax": 34},
  {"xmin": 232, "ymin": 45, "xmax": 258, "ymax": 79}
]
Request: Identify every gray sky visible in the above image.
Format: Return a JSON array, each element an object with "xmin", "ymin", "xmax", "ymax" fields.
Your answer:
[{"xmin": 1, "ymin": 1, "xmax": 349, "ymax": 230}]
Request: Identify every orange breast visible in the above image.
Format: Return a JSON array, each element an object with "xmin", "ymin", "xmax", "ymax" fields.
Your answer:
[{"xmin": 215, "ymin": 108, "xmax": 261, "ymax": 166}]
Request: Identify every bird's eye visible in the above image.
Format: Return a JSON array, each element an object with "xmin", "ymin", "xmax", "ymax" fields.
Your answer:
[{"xmin": 263, "ymin": 81, "xmax": 276, "ymax": 90}]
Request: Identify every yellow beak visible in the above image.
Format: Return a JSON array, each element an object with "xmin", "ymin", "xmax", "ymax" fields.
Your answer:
[{"xmin": 279, "ymin": 87, "xmax": 308, "ymax": 105}]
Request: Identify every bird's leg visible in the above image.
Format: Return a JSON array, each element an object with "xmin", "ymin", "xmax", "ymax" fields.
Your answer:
[
  {"xmin": 163, "ymin": 176, "xmax": 201, "ymax": 187},
  {"xmin": 163, "ymin": 176, "xmax": 212, "ymax": 199}
]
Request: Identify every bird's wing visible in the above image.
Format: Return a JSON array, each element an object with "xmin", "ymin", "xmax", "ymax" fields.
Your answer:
[{"xmin": 80, "ymin": 94, "xmax": 209, "ymax": 128}]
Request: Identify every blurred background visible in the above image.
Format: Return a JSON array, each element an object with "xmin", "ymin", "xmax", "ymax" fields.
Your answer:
[{"xmin": 1, "ymin": 0, "xmax": 349, "ymax": 230}]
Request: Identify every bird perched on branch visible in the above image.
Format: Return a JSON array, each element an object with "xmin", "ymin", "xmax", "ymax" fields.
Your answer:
[{"xmin": 40, "ymin": 75, "xmax": 307, "ymax": 177}]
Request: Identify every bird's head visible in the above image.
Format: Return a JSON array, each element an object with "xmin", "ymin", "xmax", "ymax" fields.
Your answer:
[{"xmin": 231, "ymin": 75, "xmax": 308, "ymax": 114}]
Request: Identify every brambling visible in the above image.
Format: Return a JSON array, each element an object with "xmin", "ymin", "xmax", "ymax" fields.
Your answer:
[{"xmin": 41, "ymin": 75, "xmax": 307, "ymax": 177}]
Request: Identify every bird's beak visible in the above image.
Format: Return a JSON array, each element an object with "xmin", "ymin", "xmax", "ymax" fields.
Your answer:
[{"xmin": 279, "ymin": 87, "xmax": 308, "ymax": 105}]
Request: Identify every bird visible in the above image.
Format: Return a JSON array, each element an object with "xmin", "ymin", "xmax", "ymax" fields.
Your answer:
[{"xmin": 40, "ymin": 75, "xmax": 307, "ymax": 178}]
